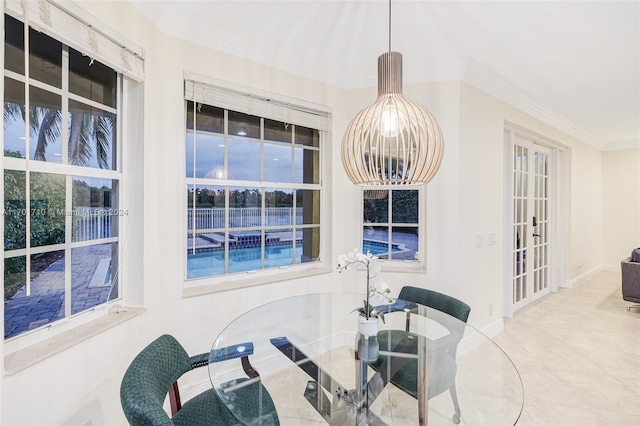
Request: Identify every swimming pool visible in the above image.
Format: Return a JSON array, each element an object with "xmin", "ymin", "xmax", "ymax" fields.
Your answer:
[
  {"xmin": 187, "ymin": 240, "xmax": 408, "ymax": 279},
  {"xmin": 362, "ymin": 240, "xmax": 402, "ymax": 256},
  {"xmin": 187, "ymin": 243, "xmax": 303, "ymax": 278}
]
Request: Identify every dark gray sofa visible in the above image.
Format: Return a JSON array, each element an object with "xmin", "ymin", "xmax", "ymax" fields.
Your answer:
[{"xmin": 621, "ymin": 248, "xmax": 640, "ymax": 311}]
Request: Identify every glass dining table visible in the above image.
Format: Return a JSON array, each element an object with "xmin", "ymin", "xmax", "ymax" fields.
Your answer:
[{"xmin": 208, "ymin": 293, "xmax": 523, "ymax": 425}]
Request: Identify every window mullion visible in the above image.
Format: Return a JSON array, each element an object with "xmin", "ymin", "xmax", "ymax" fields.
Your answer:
[{"xmin": 24, "ymin": 13, "xmax": 32, "ymax": 297}]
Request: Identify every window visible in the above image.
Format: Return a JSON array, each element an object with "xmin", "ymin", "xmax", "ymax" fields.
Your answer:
[
  {"xmin": 362, "ymin": 189, "xmax": 421, "ymax": 261},
  {"xmin": 2, "ymin": 6, "xmax": 142, "ymax": 341},
  {"xmin": 184, "ymin": 78, "xmax": 329, "ymax": 282}
]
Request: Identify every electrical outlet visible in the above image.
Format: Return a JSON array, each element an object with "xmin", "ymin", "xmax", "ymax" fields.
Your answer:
[
  {"xmin": 488, "ymin": 233, "xmax": 497, "ymax": 246},
  {"xmin": 476, "ymin": 234, "xmax": 483, "ymax": 248}
]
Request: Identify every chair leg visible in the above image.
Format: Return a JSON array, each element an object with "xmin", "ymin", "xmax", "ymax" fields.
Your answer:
[
  {"xmin": 169, "ymin": 382, "xmax": 182, "ymax": 416},
  {"xmin": 449, "ymin": 384, "xmax": 461, "ymax": 424},
  {"xmin": 627, "ymin": 305, "xmax": 640, "ymax": 312}
]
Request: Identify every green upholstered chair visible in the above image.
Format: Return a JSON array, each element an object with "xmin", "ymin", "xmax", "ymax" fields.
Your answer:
[
  {"xmin": 120, "ymin": 334, "xmax": 279, "ymax": 426},
  {"xmin": 372, "ymin": 287, "xmax": 471, "ymax": 424}
]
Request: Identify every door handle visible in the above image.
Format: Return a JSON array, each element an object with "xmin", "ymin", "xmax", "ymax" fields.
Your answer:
[
  {"xmin": 532, "ymin": 216, "xmax": 538, "ymax": 227},
  {"xmin": 533, "ymin": 233, "xmax": 541, "ymax": 238}
]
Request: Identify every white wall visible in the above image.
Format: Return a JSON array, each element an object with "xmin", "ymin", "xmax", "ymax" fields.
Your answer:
[
  {"xmin": 0, "ymin": 1, "xmax": 612, "ymax": 424},
  {"xmin": 602, "ymin": 148, "xmax": 640, "ymax": 266}
]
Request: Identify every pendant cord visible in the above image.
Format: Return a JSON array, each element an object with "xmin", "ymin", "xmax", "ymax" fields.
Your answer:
[{"xmin": 388, "ymin": 0, "xmax": 392, "ymax": 54}]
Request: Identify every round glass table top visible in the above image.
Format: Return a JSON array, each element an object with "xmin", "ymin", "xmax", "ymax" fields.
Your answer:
[{"xmin": 209, "ymin": 293, "xmax": 523, "ymax": 425}]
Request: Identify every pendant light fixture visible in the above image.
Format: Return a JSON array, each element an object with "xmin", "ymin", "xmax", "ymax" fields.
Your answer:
[{"xmin": 341, "ymin": 0, "xmax": 444, "ymax": 186}]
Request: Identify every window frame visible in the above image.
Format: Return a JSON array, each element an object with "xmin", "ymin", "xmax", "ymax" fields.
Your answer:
[
  {"xmin": 360, "ymin": 186, "xmax": 427, "ymax": 272},
  {"xmin": 1, "ymin": 5, "xmax": 144, "ymax": 356},
  {"xmin": 183, "ymin": 76, "xmax": 331, "ymax": 292}
]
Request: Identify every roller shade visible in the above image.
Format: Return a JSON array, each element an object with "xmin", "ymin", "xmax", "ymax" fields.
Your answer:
[
  {"xmin": 185, "ymin": 78, "xmax": 331, "ymax": 132},
  {"xmin": 5, "ymin": 0, "xmax": 144, "ymax": 81}
]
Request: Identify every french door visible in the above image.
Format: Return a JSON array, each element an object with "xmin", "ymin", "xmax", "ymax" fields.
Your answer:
[{"xmin": 510, "ymin": 135, "xmax": 553, "ymax": 311}]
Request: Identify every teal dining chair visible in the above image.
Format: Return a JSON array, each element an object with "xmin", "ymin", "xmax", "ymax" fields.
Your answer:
[
  {"xmin": 371, "ymin": 287, "xmax": 471, "ymax": 424},
  {"xmin": 120, "ymin": 334, "xmax": 279, "ymax": 425}
]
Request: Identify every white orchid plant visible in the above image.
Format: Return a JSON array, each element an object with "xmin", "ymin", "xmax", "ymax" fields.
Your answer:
[{"xmin": 337, "ymin": 248, "xmax": 394, "ymax": 321}]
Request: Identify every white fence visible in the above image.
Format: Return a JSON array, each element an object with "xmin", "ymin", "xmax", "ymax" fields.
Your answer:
[
  {"xmin": 73, "ymin": 209, "xmax": 113, "ymax": 242},
  {"xmin": 188, "ymin": 207, "xmax": 303, "ymax": 230}
]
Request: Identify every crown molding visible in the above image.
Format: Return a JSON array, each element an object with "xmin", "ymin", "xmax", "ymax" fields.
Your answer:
[
  {"xmin": 601, "ymin": 139, "xmax": 640, "ymax": 151},
  {"xmin": 459, "ymin": 58, "xmax": 606, "ymax": 151}
]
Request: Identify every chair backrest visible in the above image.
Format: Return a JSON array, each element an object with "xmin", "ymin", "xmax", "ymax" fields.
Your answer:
[
  {"xmin": 120, "ymin": 335, "xmax": 193, "ymax": 426},
  {"xmin": 398, "ymin": 286, "xmax": 471, "ymax": 323}
]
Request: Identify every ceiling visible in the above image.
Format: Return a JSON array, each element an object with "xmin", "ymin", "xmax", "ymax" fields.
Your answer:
[{"xmin": 130, "ymin": 0, "xmax": 639, "ymax": 150}]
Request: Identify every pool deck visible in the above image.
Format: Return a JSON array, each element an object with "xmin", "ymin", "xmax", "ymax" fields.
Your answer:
[{"xmin": 4, "ymin": 245, "xmax": 113, "ymax": 339}]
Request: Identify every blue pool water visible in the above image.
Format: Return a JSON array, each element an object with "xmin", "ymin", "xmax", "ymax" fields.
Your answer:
[
  {"xmin": 188, "ymin": 244, "xmax": 303, "ymax": 278},
  {"xmin": 362, "ymin": 241, "xmax": 400, "ymax": 256},
  {"xmin": 187, "ymin": 240, "xmax": 404, "ymax": 279}
]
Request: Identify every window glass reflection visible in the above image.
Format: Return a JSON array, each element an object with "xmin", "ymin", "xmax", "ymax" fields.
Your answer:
[
  {"xmin": 264, "ymin": 119, "xmax": 291, "ymax": 143},
  {"xmin": 296, "ymin": 190, "xmax": 320, "ymax": 225},
  {"xmin": 265, "ymin": 189, "xmax": 293, "ymax": 226},
  {"xmin": 228, "ymin": 139, "xmax": 260, "ymax": 181},
  {"xmin": 72, "ymin": 177, "xmax": 116, "ymax": 242},
  {"xmin": 30, "ymin": 172, "xmax": 65, "ymax": 248},
  {"xmin": 69, "ymin": 48, "xmax": 116, "ymax": 108},
  {"xmin": 4, "ymin": 77, "xmax": 27, "ymax": 158},
  {"xmin": 4, "ymin": 170, "xmax": 26, "ymax": 250},
  {"xmin": 31, "ymin": 86, "xmax": 62, "ymax": 163},
  {"xmin": 295, "ymin": 125, "xmax": 319, "ymax": 147},
  {"xmin": 264, "ymin": 143, "xmax": 291, "ymax": 182},
  {"xmin": 68, "ymin": 100, "xmax": 116, "ymax": 169},
  {"xmin": 29, "ymin": 26, "xmax": 62, "ymax": 88},
  {"xmin": 229, "ymin": 187, "xmax": 262, "ymax": 228},
  {"xmin": 228, "ymin": 111, "xmax": 259, "ymax": 138},
  {"xmin": 391, "ymin": 226, "xmax": 418, "ymax": 260},
  {"xmin": 392, "ymin": 190, "xmax": 418, "ymax": 223},
  {"xmin": 4, "ymin": 15, "xmax": 24, "ymax": 75}
]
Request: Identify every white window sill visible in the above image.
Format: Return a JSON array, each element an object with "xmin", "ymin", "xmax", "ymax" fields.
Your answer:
[
  {"xmin": 3, "ymin": 307, "xmax": 146, "ymax": 375},
  {"xmin": 380, "ymin": 260, "xmax": 426, "ymax": 273},
  {"xmin": 183, "ymin": 266, "xmax": 333, "ymax": 297}
]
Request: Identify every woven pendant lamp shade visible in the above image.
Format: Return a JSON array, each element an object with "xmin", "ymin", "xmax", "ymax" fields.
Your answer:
[{"xmin": 341, "ymin": 52, "xmax": 444, "ymax": 186}]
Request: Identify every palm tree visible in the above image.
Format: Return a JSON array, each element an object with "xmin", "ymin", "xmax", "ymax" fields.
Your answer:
[{"xmin": 4, "ymin": 101, "xmax": 112, "ymax": 168}]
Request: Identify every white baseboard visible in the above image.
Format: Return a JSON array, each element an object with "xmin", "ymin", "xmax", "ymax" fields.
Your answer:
[
  {"xmin": 479, "ymin": 318, "xmax": 505, "ymax": 339},
  {"xmin": 601, "ymin": 264, "xmax": 619, "ymax": 273},
  {"xmin": 564, "ymin": 264, "xmax": 620, "ymax": 288}
]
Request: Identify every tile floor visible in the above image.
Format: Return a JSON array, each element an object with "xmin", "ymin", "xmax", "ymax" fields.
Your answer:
[{"xmin": 492, "ymin": 271, "xmax": 640, "ymax": 425}]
